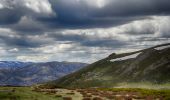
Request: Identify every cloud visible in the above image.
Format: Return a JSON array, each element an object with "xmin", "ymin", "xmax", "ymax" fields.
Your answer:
[
  {"xmin": 90, "ymin": 0, "xmax": 170, "ymax": 17},
  {"xmin": 47, "ymin": 16, "xmax": 170, "ymax": 47},
  {"xmin": 0, "ymin": 3, "xmax": 4, "ymax": 9},
  {"xmin": 0, "ymin": 0, "xmax": 55, "ymax": 26},
  {"xmin": 0, "ymin": 8, "xmax": 22, "ymax": 25},
  {"xmin": 0, "ymin": 0, "xmax": 54, "ymax": 15},
  {"xmin": 11, "ymin": 16, "xmax": 46, "ymax": 33},
  {"xmin": 39, "ymin": 0, "xmax": 170, "ymax": 30},
  {"xmin": 32, "ymin": 43, "xmax": 75, "ymax": 54},
  {"xmin": 0, "ymin": 29, "xmax": 54, "ymax": 48},
  {"xmin": 16, "ymin": 55, "xmax": 51, "ymax": 62},
  {"xmin": 1, "ymin": 15, "xmax": 170, "ymax": 62},
  {"xmin": 0, "ymin": 0, "xmax": 170, "ymax": 63},
  {"xmin": 1, "ymin": 0, "xmax": 170, "ymax": 32},
  {"xmin": 8, "ymin": 48, "xmax": 19, "ymax": 52},
  {"xmin": 0, "ymin": 47, "xmax": 7, "ymax": 55},
  {"xmin": 110, "ymin": 16, "xmax": 170, "ymax": 38},
  {"xmin": 21, "ymin": 0, "xmax": 54, "ymax": 15}
]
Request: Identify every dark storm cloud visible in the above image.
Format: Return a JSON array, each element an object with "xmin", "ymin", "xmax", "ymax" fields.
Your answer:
[
  {"xmin": 0, "ymin": 34, "xmax": 53, "ymax": 48},
  {"xmin": 91, "ymin": 0, "xmax": 170, "ymax": 17},
  {"xmin": 0, "ymin": 36, "xmax": 39, "ymax": 48},
  {"xmin": 38, "ymin": 0, "xmax": 170, "ymax": 30},
  {"xmin": 0, "ymin": 0, "xmax": 170, "ymax": 32},
  {"xmin": 81, "ymin": 39, "xmax": 127, "ymax": 48},
  {"xmin": 0, "ymin": 8, "xmax": 22, "ymax": 25}
]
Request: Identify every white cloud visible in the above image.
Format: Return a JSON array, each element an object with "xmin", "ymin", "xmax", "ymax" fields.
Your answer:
[
  {"xmin": 110, "ymin": 16, "xmax": 170, "ymax": 37},
  {"xmin": 0, "ymin": 28, "xmax": 20, "ymax": 38},
  {"xmin": 16, "ymin": 55, "xmax": 51, "ymax": 62},
  {"xmin": 85, "ymin": 0, "xmax": 107, "ymax": 8},
  {"xmin": 0, "ymin": 0, "xmax": 54, "ymax": 16},
  {"xmin": 0, "ymin": 3, "xmax": 4, "ymax": 9},
  {"xmin": 8, "ymin": 48, "xmax": 19, "ymax": 52},
  {"xmin": 0, "ymin": 47, "xmax": 7, "ymax": 56},
  {"xmin": 76, "ymin": 0, "xmax": 108, "ymax": 8},
  {"xmin": 20, "ymin": 0, "xmax": 54, "ymax": 15},
  {"xmin": 32, "ymin": 43, "xmax": 75, "ymax": 54}
]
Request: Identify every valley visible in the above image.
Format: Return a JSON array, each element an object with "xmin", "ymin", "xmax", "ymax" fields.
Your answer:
[
  {"xmin": 0, "ymin": 86, "xmax": 170, "ymax": 100},
  {"xmin": 0, "ymin": 0, "xmax": 170, "ymax": 99}
]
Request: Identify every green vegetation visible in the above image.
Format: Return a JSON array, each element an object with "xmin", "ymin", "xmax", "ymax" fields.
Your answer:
[{"xmin": 0, "ymin": 87, "xmax": 62, "ymax": 100}]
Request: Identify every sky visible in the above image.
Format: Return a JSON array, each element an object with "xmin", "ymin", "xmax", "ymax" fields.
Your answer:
[{"xmin": 0, "ymin": 0, "xmax": 170, "ymax": 63}]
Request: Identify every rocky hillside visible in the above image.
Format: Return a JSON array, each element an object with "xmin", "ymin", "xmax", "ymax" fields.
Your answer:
[
  {"xmin": 46, "ymin": 43, "xmax": 170, "ymax": 88},
  {"xmin": 0, "ymin": 61, "xmax": 87, "ymax": 86}
]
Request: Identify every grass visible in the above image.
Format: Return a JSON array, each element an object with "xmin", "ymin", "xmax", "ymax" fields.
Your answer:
[
  {"xmin": 99, "ymin": 88, "xmax": 170, "ymax": 100},
  {"xmin": 0, "ymin": 87, "xmax": 62, "ymax": 100}
]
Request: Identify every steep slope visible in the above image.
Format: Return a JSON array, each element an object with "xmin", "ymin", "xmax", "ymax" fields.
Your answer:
[
  {"xmin": 47, "ymin": 43, "xmax": 170, "ymax": 88},
  {"xmin": 0, "ymin": 61, "xmax": 87, "ymax": 86}
]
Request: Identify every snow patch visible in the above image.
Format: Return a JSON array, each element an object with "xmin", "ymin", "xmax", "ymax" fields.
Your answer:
[
  {"xmin": 155, "ymin": 45, "xmax": 170, "ymax": 50},
  {"xmin": 110, "ymin": 52, "xmax": 141, "ymax": 62}
]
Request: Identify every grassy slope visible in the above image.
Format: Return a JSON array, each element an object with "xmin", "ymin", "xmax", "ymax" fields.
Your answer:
[
  {"xmin": 44, "ymin": 43, "xmax": 170, "ymax": 88},
  {"xmin": 0, "ymin": 87, "xmax": 62, "ymax": 100}
]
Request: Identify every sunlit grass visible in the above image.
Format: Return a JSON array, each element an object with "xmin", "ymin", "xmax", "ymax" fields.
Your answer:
[{"xmin": 0, "ymin": 87, "xmax": 62, "ymax": 100}]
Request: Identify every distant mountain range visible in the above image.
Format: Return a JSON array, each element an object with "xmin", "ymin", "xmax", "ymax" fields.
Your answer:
[
  {"xmin": 0, "ymin": 61, "xmax": 32, "ymax": 69},
  {"xmin": 0, "ymin": 61, "xmax": 87, "ymax": 86},
  {"xmin": 46, "ymin": 43, "xmax": 170, "ymax": 88}
]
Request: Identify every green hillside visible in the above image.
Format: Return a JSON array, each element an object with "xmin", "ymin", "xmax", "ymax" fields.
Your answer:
[{"xmin": 44, "ymin": 43, "xmax": 170, "ymax": 88}]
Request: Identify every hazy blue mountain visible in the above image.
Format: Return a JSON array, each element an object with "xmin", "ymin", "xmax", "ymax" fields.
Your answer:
[
  {"xmin": 0, "ymin": 61, "xmax": 32, "ymax": 69},
  {"xmin": 0, "ymin": 61, "xmax": 87, "ymax": 86}
]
